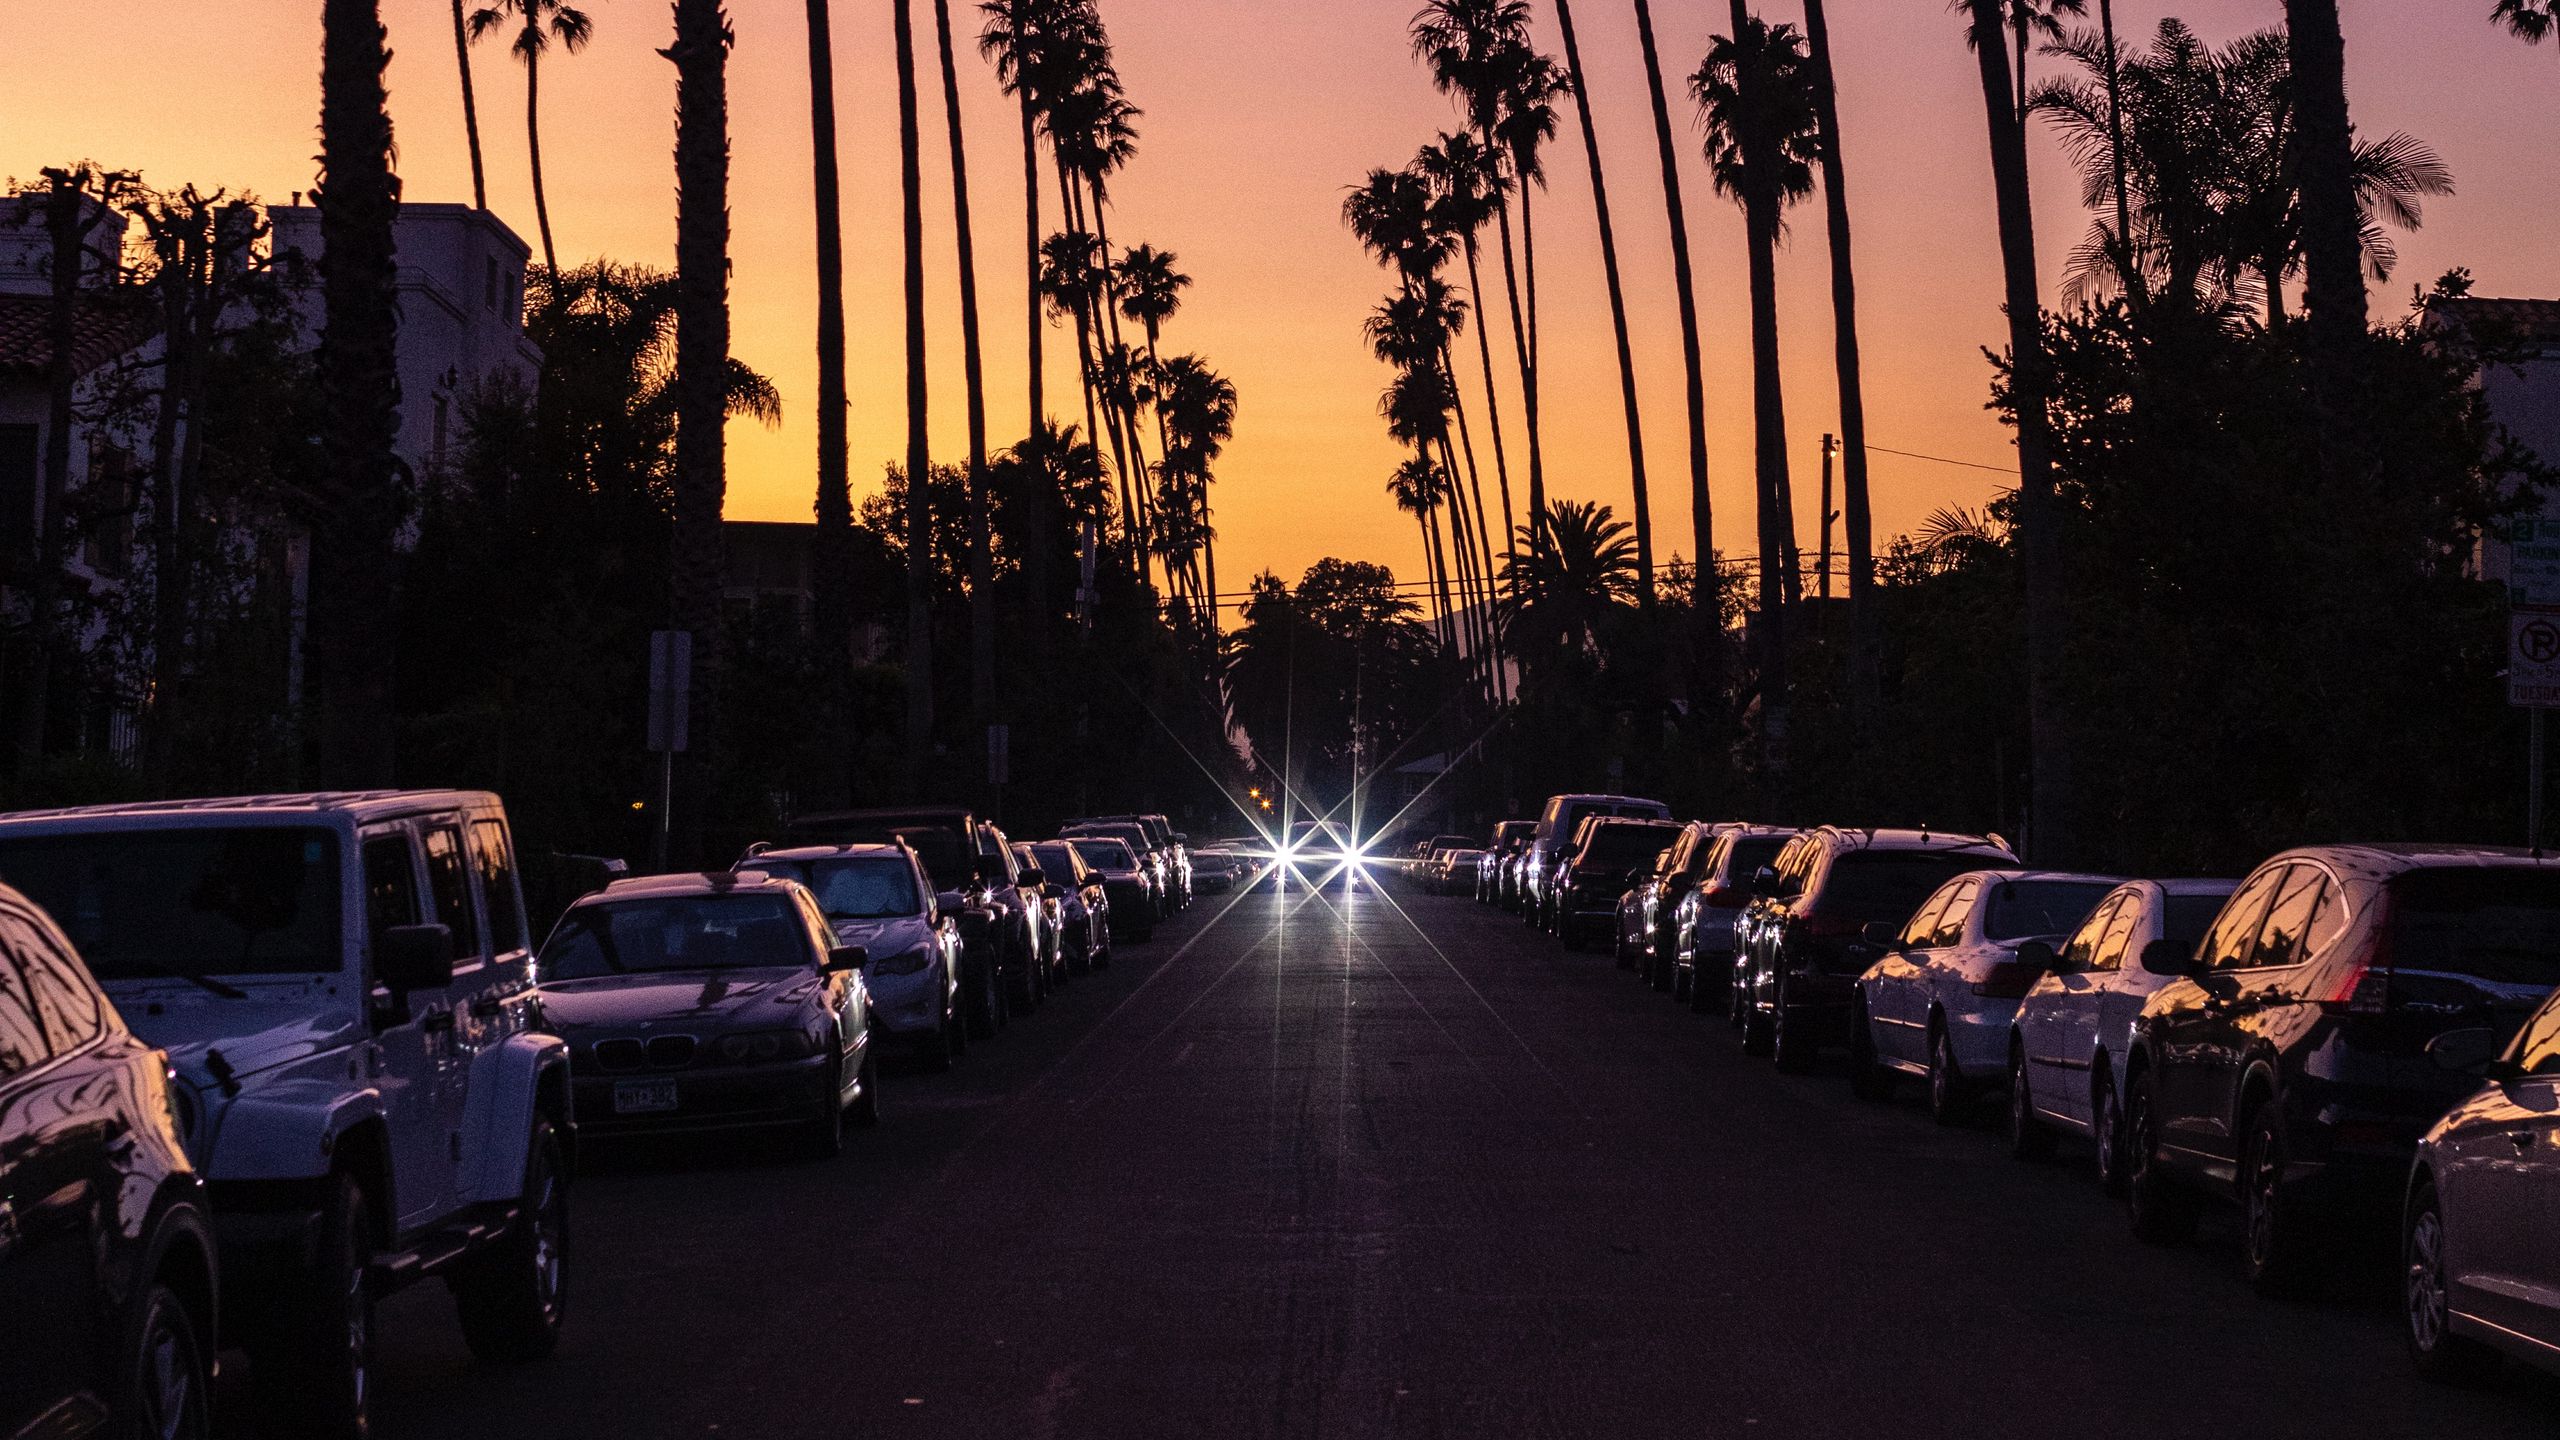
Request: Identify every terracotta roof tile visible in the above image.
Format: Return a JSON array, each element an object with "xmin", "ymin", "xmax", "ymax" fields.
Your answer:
[{"xmin": 0, "ymin": 292, "xmax": 150, "ymax": 378}]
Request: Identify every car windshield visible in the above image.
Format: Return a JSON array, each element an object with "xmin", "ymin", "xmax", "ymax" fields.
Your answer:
[
  {"xmin": 1818, "ymin": 851, "xmax": 1990, "ymax": 921},
  {"xmin": 0, "ymin": 826, "xmax": 343, "ymax": 979},
  {"xmin": 1072, "ymin": 838, "xmax": 1137, "ymax": 872},
  {"xmin": 1077, "ymin": 824, "xmax": 1153, "ymax": 856},
  {"xmin": 2388, "ymin": 868, "xmax": 2560, "ymax": 998},
  {"xmin": 1982, "ymin": 880, "xmax": 2117, "ymax": 941},
  {"xmin": 1724, "ymin": 837, "xmax": 1788, "ymax": 881},
  {"xmin": 1581, "ymin": 825, "xmax": 1677, "ymax": 868},
  {"xmin": 541, "ymin": 895, "xmax": 811, "ymax": 979},
  {"xmin": 737, "ymin": 858, "xmax": 920, "ymax": 920},
  {"xmin": 1029, "ymin": 843, "xmax": 1081, "ymax": 879},
  {"xmin": 2163, "ymin": 892, "xmax": 2235, "ymax": 950}
]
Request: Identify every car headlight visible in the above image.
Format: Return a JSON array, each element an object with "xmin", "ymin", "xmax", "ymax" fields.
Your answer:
[
  {"xmin": 716, "ymin": 1029, "xmax": 819, "ymax": 1063},
  {"xmin": 870, "ymin": 945, "xmax": 934, "ymax": 977}
]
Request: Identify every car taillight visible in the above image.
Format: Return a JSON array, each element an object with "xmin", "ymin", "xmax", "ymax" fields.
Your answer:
[
  {"xmin": 1972, "ymin": 959, "xmax": 2042, "ymax": 999},
  {"xmin": 2322, "ymin": 901, "xmax": 2393, "ymax": 1014},
  {"xmin": 1702, "ymin": 886, "xmax": 1745, "ymax": 910}
]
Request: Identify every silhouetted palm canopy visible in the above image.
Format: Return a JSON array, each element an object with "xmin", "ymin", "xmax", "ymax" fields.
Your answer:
[
  {"xmin": 1115, "ymin": 242, "xmax": 1189, "ymax": 335},
  {"xmin": 1692, "ymin": 20, "xmax": 1822, "ymax": 221},
  {"xmin": 2493, "ymin": 0, "xmax": 2560, "ymax": 45},
  {"xmin": 1500, "ymin": 500, "xmax": 1638, "ymax": 656},
  {"xmin": 1411, "ymin": 0, "xmax": 1536, "ymax": 134},
  {"xmin": 1344, "ymin": 169, "xmax": 1454, "ymax": 283},
  {"xmin": 1364, "ymin": 278, "xmax": 1468, "ymax": 371},
  {"xmin": 1414, "ymin": 131, "xmax": 1503, "ymax": 238},
  {"xmin": 2031, "ymin": 20, "xmax": 2452, "ymax": 311}
]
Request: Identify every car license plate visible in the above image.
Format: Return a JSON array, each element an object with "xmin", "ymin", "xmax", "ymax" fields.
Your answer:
[{"xmin": 613, "ymin": 1078, "xmax": 678, "ymax": 1114}]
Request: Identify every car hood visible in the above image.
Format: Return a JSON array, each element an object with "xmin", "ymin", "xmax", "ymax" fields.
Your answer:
[
  {"xmin": 105, "ymin": 986, "xmax": 364, "ymax": 1087},
  {"xmin": 535, "ymin": 969, "xmax": 820, "ymax": 1030},
  {"xmin": 830, "ymin": 915, "xmax": 933, "ymax": 957}
]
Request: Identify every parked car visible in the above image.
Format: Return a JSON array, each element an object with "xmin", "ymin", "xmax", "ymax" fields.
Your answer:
[
  {"xmin": 1677, "ymin": 826, "xmax": 1795, "ymax": 1016},
  {"xmin": 1485, "ymin": 820, "xmax": 1536, "ymax": 904},
  {"xmin": 1073, "ymin": 815, "xmax": 1190, "ymax": 908},
  {"xmin": 1736, "ymin": 826, "xmax": 2019, "ymax": 1072},
  {"xmin": 0, "ymin": 790, "xmax": 574, "ymax": 1438},
  {"xmin": 738, "ymin": 842, "xmax": 965, "ymax": 1069},
  {"xmin": 1435, "ymin": 849, "xmax": 1486, "ymax": 895},
  {"xmin": 1012, "ymin": 843, "xmax": 1070, "ymax": 992},
  {"xmin": 783, "ymin": 807, "xmax": 1031, "ymax": 1038},
  {"xmin": 1846, "ymin": 868, "xmax": 2121, "ymax": 1122},
  {"xmin": 536, "ymin": 871, "xmax": 878, "ymax": 1153},
  {"xmin": 2005, "ymin": 878, "xmax": 2237, "ymax": 1185},
  {"xmin": 0, "ymin": 879, "xmax": 218, "ymax": 1440},
  {"xmin": 1069, "ymin": 835, "xmax": 1157, "ymax": 942},
  {"xmin": 1553, "ymin": 818, "xmax": 1683, "ymax": 951},
  {"xmin": 1520, "ymin": 794, "xmax": 1672, "ymax": 930},
  {"xmin": 1025, "ymin": 840, "xmax": 1112, "ymax": 972},
  {"xmin": 2405, "ymin": 982, "xmax": 2560, "ymax": 1382},
  {"xmin": 1618, "ymin": 821, "xmax": 1726, "ymax": 990},
  {"xmin": 2118, "ymin": 846, "xmax": 2560, "ymax": 1295},
  {"xmin": 1189, "ymin": 846, "xmax": 1248, "ymax": 894},
  {"xmin": 1064, "ymin": 820, "xmax": 1174, "ymax": 910}
]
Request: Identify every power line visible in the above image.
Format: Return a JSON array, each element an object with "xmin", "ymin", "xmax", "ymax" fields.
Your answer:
[{"xmin": 1864, "ymin": 442, "xmax": 2019, "ymax": 476}]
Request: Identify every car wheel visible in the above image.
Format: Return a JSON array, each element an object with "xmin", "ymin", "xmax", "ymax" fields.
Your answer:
[
  {"xmin": 2125, "ymin": 1070, "xmax": 2201, "ymax": 1245},
  {"xmin": 1925, "ymin": 1022, "xmax": 1970, "ymax": 1125},
  {"xmin": 848, "ymin": 1043, "xmax": 881, "ymax": 1130},
  {"xmin": 1672, "ymin": 957, "xmax": 1691, "ymax": 1002},
  {"xmin": 454, "ymin": 1117, "xmax": 569, "ymax": 1362},
  {"xmin": 249, "ymin": 1171, "xmax": 374, "ymax": 1440},
  {"xmin": 801, "ymin": 1053, "xmax": 847, "ymax": 1160},
  {"xmin": 2243, "ymin": 1103, "xmax": 2324, "ymax": 1297},
  {"xmin": 1847, "ymin": 998, "xmax": 1896, "ymax": 1102},
  {"xmin": 1648, "ymin": 944, "xmax": 1673, "ymax": 993},
  {"xmin": 2092, "ymin": 1069, "xmax": 2129, "ymax": 1197},
  {"xmin": 963, "ymin": 957, "xmax": 996, "ymax": 1040},
  {"xmin": 1614, "ymin": 927, "xmax": 1636, "ymax": 969},
  {"xmin": 2006, "ymin": 1046, "xmax": 2058, "ymax": 1159},
  {"xmin": 1772, "ymin": 977, "xmax": 1817, "ymax": 1074},
  {"xmin": 118, "ymin": 1281, "xmax": 211, "ymax": 1440},
  {"xmin": 2405, "ymin": 1181, "xmax": 2500, "ymax": 1384}
]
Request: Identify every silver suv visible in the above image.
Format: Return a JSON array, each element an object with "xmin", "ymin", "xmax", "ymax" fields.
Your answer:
[{"xmin": 0, "ymin": 790, "xmax": 572, "ymax": 1438}]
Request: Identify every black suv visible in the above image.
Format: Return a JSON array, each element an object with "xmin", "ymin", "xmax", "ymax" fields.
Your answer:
[
  {"xmin": 2122, "ymin": 845, "xmax": 2560, "ymax": 1295},
  {"xmin": 1553, "ymin": 818, "xmax": 1683, "ymax": 952},
  {"xmin": 1736, "ymin": 826, "xmax": 2018, "ymax": 1071},
  {"xmin": 0, "ymin": 880, "xmax": 218, "ymax": 1440},
  {"xmin": 782, "ymin": 807, "xmax": 1035, "ymax": 1036}
]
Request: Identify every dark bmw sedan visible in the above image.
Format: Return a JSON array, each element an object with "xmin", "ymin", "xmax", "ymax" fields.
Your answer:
[
  {"xmin": 0, "ymin": 880, "xmax": 218, "ymax": 1440},
  {"xmin": 536, "ymin": 873, "xmax": 879, "ymax": 1156}
]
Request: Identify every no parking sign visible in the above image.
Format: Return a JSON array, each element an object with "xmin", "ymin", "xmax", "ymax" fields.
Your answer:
[{"xmin": 2512, "ymin": 611, "xmax": 2560, "ymax": 707}]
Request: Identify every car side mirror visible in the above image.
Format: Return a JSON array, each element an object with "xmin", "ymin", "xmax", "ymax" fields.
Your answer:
[
  {"xmin": 1860, "ymin": 921, "xmax": 1904, "ymax": 951},
  {"xmin": 1751, "ymin": 866, "xmax": 1781, "ymax": 898},
  {"xmin": 823, "ymin": 945, "xmax": 868, "ymax": 975},
  {"xmin": 2138, "ymin": 938, "xmax": 2197, "ymax": 978},
  {"xmin": 2015, "ymin": 939, "xmax": 2059, "ymax": 972},
  {"xmin": 379, "ymin": 923, "xmax": 455, "ymax": 993},
  {"xmin": 2424, "ymin": 1026, "xmax": 2514, "ymax": 1079}
]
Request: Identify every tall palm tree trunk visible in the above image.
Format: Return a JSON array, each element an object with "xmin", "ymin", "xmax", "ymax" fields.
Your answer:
[
  {"xmin": 313, "ymin": 5, "xmax": 403, "ymax": 787},
  {"xmin": 2096, "ymin": 0, "xmax": 2137, "ymax": 302},
  {"xmin": 807, "ymin": 0, "xmax": 857, "ymax": 694},
  {"xmin": 1742, "ymin": 187, "xmax": 1792, "ymax": 779},
  {"xmin": 1089, "ymin": 195, "xmax": 1156, "ymax": 568},
  {"xmin": 1965, "ymin": 0, "xmax": 2071, "ymax": 861},
  {"xmin": 1015, "ymin": 79, "xmax": 1051, "ymax": 638},
  {"xmin": 934, "ymin": 0, "xmax": 996, "ymax": 726},
  {"xmin": 668, "ymin": 0, "xmax": 733, "ymax": 848},
  {"xmin": 1443, "ymin": 351, "xmax": 1504, "ymax": 700},
  {"xmin": 1459, "ymin": 235, "xmax": 1519, "ymax": 573},
  {"xmin": 1803, "ymin": 0, "xmax": 1878, "ymax": 723},
  {"xmin": 2284, "ymin": 0, "xmax": 2367, "ymax": 373},
  {"xmin": 525, "ymin": 42, "xmax": 558, "ymax": 274},
  {"xmin": 453, "ymin": 0, "xmax": 488, "ymax": 209},
  {"xmin": 1521, "ymin": 183, "xmax": 1545, "ymax": 528},
  {"xmin": 1488, "ymin": 179, "xmax": 1545, "ymax": 546},
  {"xmin": 18, "ymin": 173, "xmax": 87, "ymax": 774},
  {"xmin": 1435, "ymin": 434, "xmax": 1484, "ymax": 687},
  {"xmin": 894, "ymin": 0, "xmax": 936, "ymax": 766},
  {"xmin": 1633, "ymin": 0, "xmax": 1710, "ymax": 632},
  {"xmin": 1552, "ymin": 0, "xmax": 1655, "ymax": 608}
]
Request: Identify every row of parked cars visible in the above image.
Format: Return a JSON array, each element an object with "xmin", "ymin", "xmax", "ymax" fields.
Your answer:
[
  {"xmin": 1457, "ymin": 794, "xmax": 2560, "ymax": 1386},
  {"xmin": 0, "ymin": 789, "xmax": 1216, "ymax": 1440}
]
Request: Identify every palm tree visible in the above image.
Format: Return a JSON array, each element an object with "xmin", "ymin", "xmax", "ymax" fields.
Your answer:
[
  {"xmin": 806, "ymin": 0, "xmax": 857, "ymax": 688},
  {"xmin": 1958, "ymin": 0, "xmax": 2072, "ymax": 859},
  {"xmin": 667, "ymin": 0, "xmax": 734, "ymax": 834},
  {"xmin": 1801, "ymin": 0, "xmax": 1877, "ymax": 721},
  {"xmin": 1497, "ymin": 51, "xmax": 1569, "ymax": 543},
  {"xmin": 2284, "ymin": 0, "xmax": 2367, "ymax": 367},
  {"xmin": 1116, "ymin": 241, "xmax": 1188, "ymax": 452},
  {"xmin": 452, "ymin": 0, "xmax": 489, "ymax": 209},
  {"xmin": 2497, "ymin": 0, "xmax": 2560, "ymax": 41},
  {"xmin": 314, "ymin": 0, "xmax": 403, "ymax": 786},
  {"xmin": 1039, "ymin": 229, "xmax": 1132, "ymax": 567},
  {"xmin": 1695, "ymin": 13, "xmax": 1818, "ymax": 775},
  {"xmin": 1549, "ymin": 0, "xmax": 1655, "ymax": 607},
  {"xmin": 469, "ymin": 0, "xmax": 593, "ymax": 275},
  {"xmin": 1500, "ymin": 498, "xmax": 1639, "ymax": 660},
  {"xmin": 1386, "ymin": 455, "xmax": 1458, "ymax": 652},
  {"xmin": 1154, "ymin": 353, "xmax": 1236, "ymax": 623},
  {"xmin": 1415, "ymin": 131, "xmax": 1516, "ymax": 578},
  {"xmin": 2005, "ymin": 1, "xmax": 2088, "ymax": 125},
  {"xmin": 894, "ymin": 0, "xmax": 936, "ymax": 763},
  {"xmin": 933, "ymin": 0, "xmax": 997, "ymax": 725},
  {"xmin": 1630, "ymin": 0, "xmax": 1709, "ymax": 626}
]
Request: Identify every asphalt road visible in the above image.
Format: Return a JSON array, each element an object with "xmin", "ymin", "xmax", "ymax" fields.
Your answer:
[{"xmin": 337, "ymin": 876, "xmax": 2554, "ymax": 1439}]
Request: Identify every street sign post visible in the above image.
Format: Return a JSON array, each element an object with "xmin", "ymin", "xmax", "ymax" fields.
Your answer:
[{"xmin": 648, "ymin": 630, "xmax": 692, "ymax": 870}]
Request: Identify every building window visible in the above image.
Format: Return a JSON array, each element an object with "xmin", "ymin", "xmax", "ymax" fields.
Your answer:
[
  {"xmin": 485, "ymin": 255, "xmax": 500, "ymax": 311},
  {"xmin": 81, "ymin": 442, "xmax": 136, "ymax": 578},
  {"xmin": 0, "ymin": 424, "xmax": 34, "ymax": 560}
]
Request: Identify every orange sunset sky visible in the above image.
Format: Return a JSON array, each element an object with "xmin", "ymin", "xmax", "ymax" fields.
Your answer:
[{"xmin": 11, "ymin": 1, "xmax": 2558, "ymax": 600}]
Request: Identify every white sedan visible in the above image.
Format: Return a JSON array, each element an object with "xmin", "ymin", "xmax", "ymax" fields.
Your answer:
[
  {"xmin": 2003, "ymin": 878, "xmax": 2238, "ymax": 1183},
  {"xmin": 1848, "ymin": 869, "xmax": 2122, "ymax": 1124}
]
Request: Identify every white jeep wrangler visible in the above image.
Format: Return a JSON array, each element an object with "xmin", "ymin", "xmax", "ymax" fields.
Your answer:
[{"xmin": 0, "ymin": 789, "xmax": 572, "ymax": 1439}]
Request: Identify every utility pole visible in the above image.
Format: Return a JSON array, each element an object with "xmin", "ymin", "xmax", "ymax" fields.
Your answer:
[{"xmin": 1818, "ymin": 434, "xmax": 1839, "ymax": 606}]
